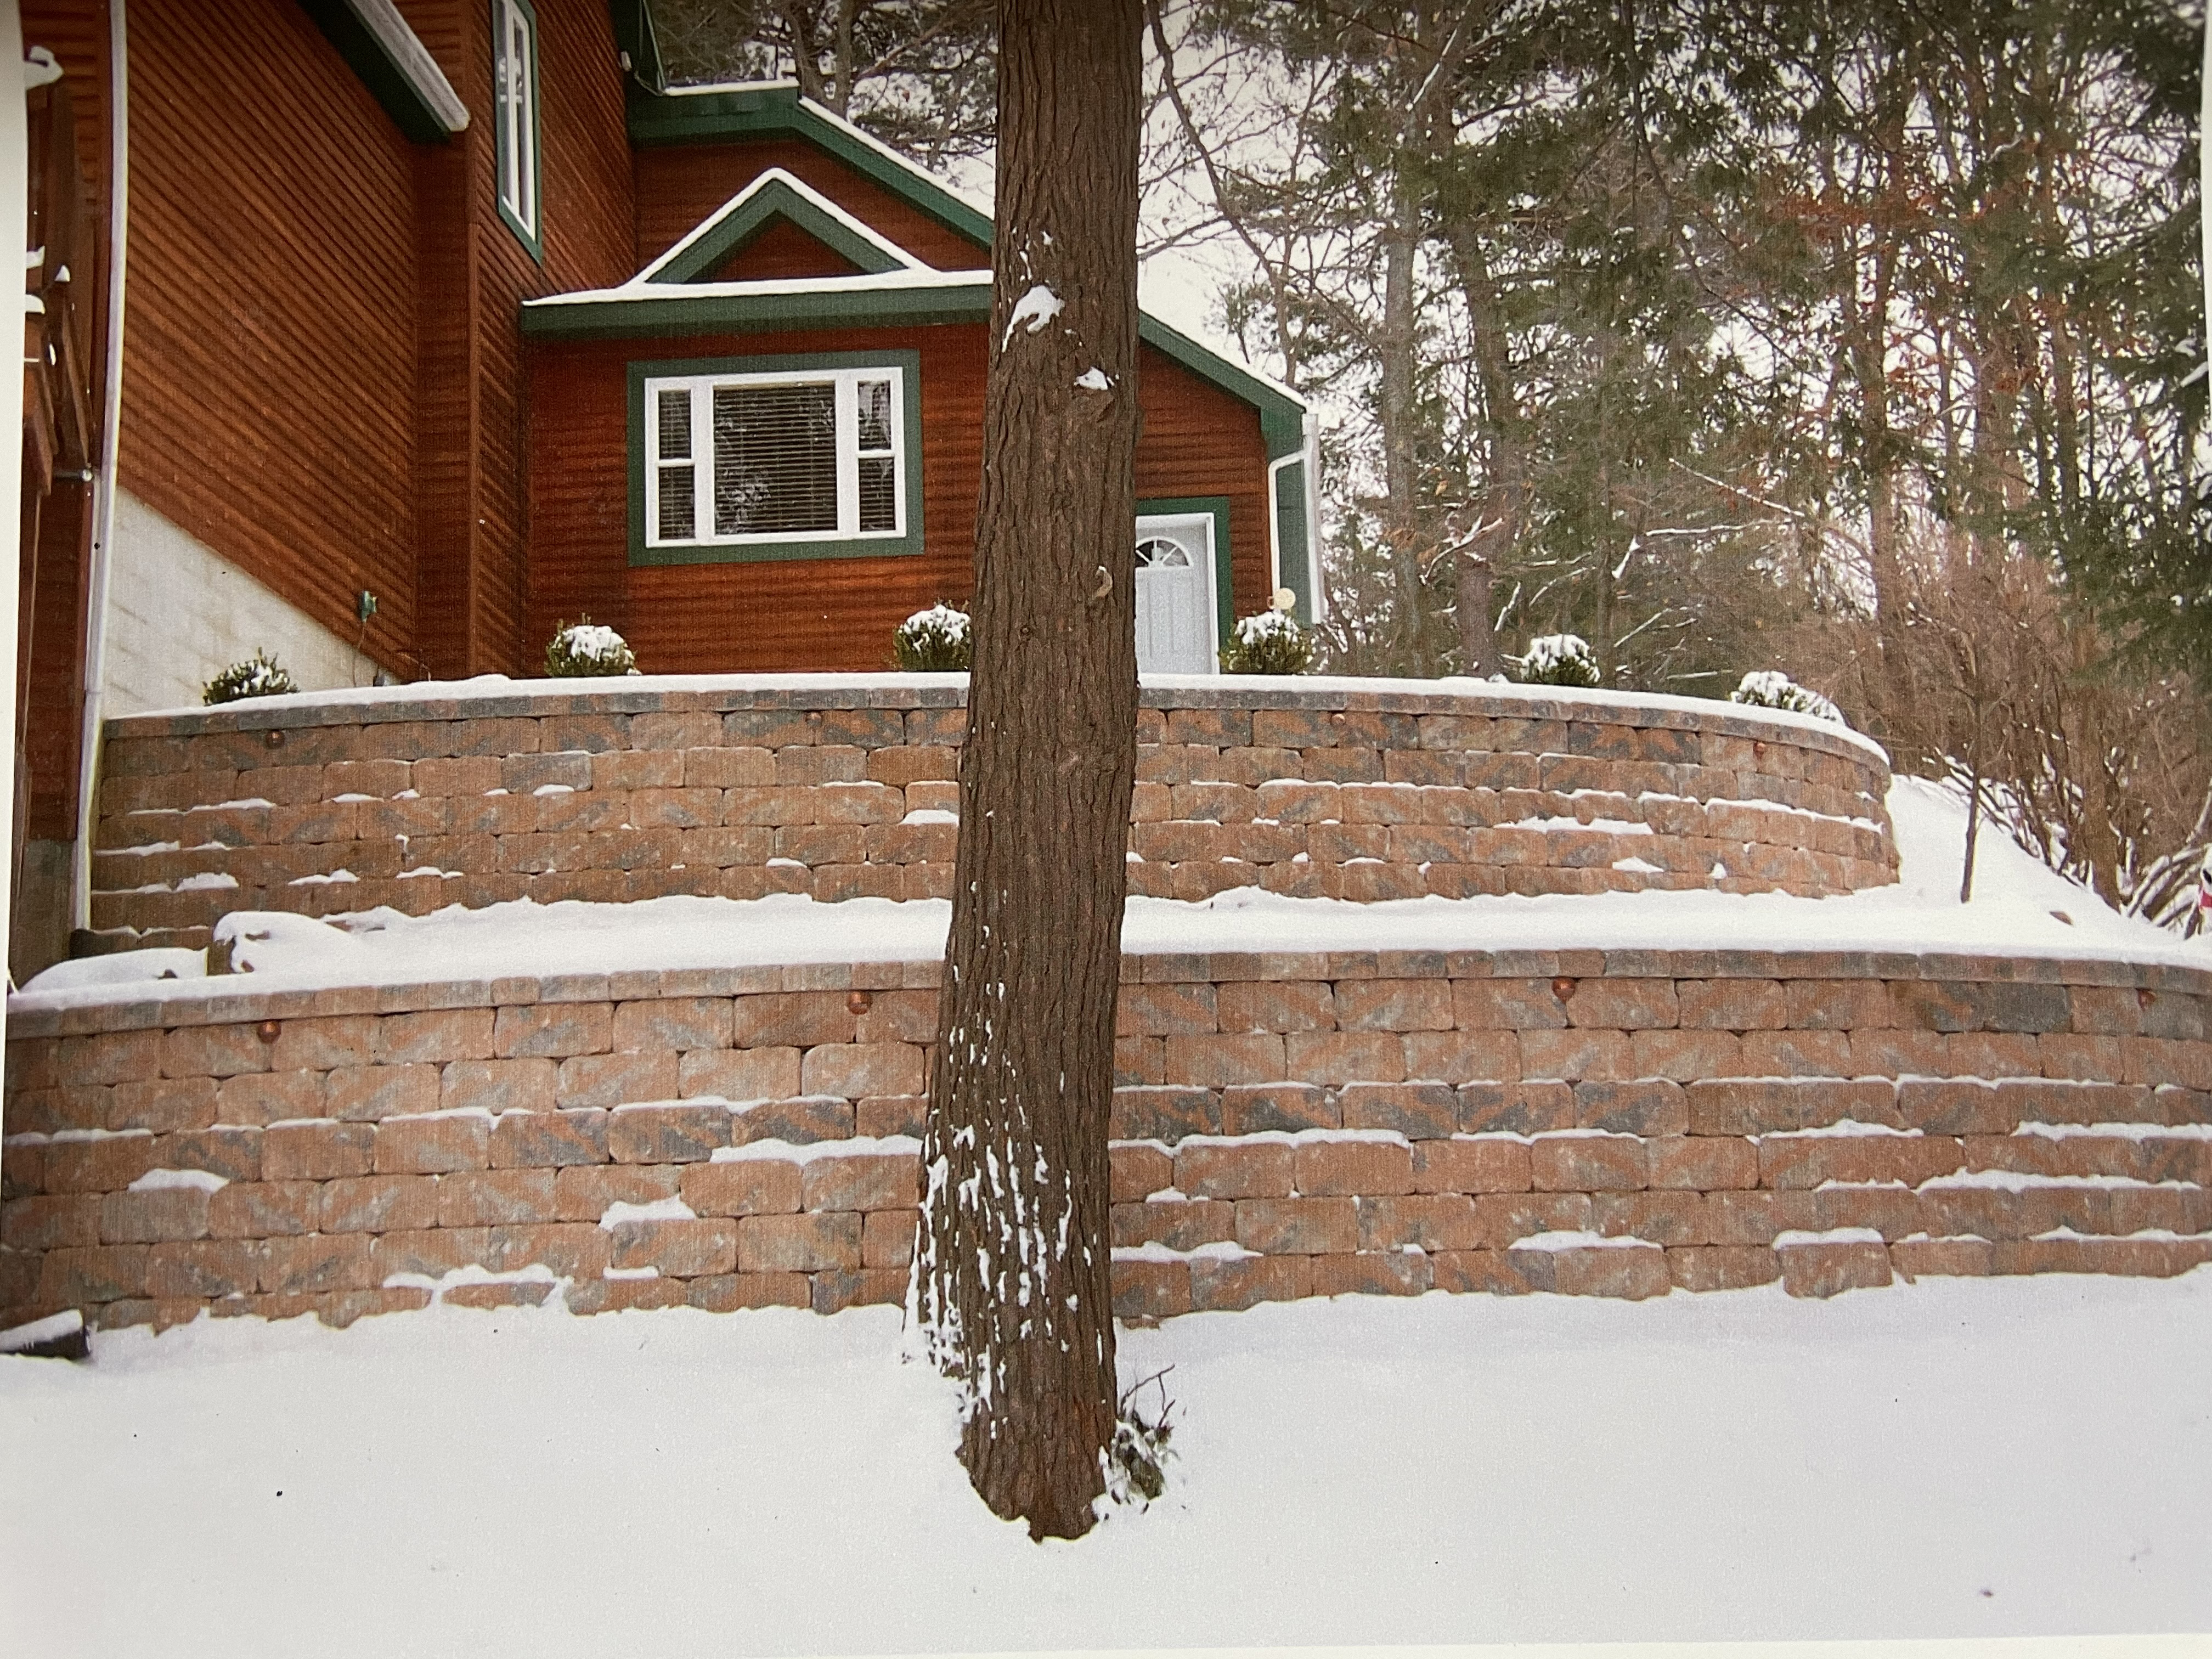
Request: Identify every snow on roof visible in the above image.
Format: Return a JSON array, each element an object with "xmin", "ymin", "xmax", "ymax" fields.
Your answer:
[{"xmin": 522, "ymin": 268, "xmax": 991, "ymax": 309}]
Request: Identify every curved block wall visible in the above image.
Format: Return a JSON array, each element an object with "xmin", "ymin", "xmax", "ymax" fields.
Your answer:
[
  {"xmin": 5, "ymin": 945, "xmax": 2206, "ymax": 1334},
  {"xmin": 87, "ymin": 678, "xmax": 1898, "ymax": 950}
]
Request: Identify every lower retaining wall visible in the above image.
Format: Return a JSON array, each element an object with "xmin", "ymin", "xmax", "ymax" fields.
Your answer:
[{"xmin": 5, "ymin": 946, "xmax": 2209, "ymax": 1332}]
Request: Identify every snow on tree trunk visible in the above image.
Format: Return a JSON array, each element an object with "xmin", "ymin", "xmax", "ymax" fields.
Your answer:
[{"xmin": 910, "ymin": 0, "xmax": 1141, "ymax": 1543}]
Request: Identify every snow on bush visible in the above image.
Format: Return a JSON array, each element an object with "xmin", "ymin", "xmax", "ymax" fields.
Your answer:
[
  {"xmin": 892, "ymin": 603, "xmax": 972, "ymax": 672},
  {"xmin": 201, "ymin": 649, "xmax": 298, "ymax": 706},
  {"xmin": 1730, "ymin": 669, "xmax": 1846, "ymax": 725},
  {"xmin": 1219, "ymin": 607, "xmax": 1312, "ymax": 675},
  {"xmin": 543, "ymin": 616, "xmax": 637, "ymax": 678},
  {"xmin": 1513, "ymin": 633, "xmax": 1600, "ymax": 688}
]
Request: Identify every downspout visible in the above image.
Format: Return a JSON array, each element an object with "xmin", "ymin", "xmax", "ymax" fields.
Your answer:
[
  {"xmin": 1301, "ymin": 410, "xmax": 1323, "ymax": 622},
  {"xmin": 2, "ymin": 4, "xmax": 32, "ymax": 996},
  {"xmin": 69, "ymin": 0, "xmax": 124, "ymax": 937}
]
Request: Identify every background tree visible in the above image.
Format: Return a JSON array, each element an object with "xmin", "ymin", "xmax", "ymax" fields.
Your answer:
[{"xmin": 909, "ymin": 0, "xmax": 1143, "ymax": 1542}]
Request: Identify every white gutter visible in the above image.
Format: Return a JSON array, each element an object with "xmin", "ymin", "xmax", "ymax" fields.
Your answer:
[
  {"xmin": 342, "ymin": 0, "xmax": 467, "ymax": 133},
  {"xmin": 71, "ymin": 0, "xmax": 126, "ymax": 935},
  {"xmin": 2, "ymin": 3, "xmax": 31, "ymax": 994}
]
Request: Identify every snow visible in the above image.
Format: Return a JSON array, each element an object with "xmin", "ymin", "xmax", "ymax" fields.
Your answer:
[
  {"xmin": 1073, "ymin": 366, "xmax": 1111, "ymax": 391},
  {"xmin": 5, "ymin": 1272, "xmax": 2207, "ymax": 1650},
  {"xmin": 0, "ymin": 1309, "xmax": 80, "ymax": 1353},
  {"xmin": 1509, "ymin": 1229, "xmax": 1661, "ymax": 1251},
  {"xmin": 1002, "ymin": 283, "xmax": 1064, "ymax": 347},
  {"xmin": 596, "ymin": 1198, "xmax": 696, "ymax": 1228},
  {"xmin": 16, "ymin": 777, "xmax": 2207, "ymax": 1018},
  {"xmin": 126, "ymin": 1169, "xmax": 229, "ymax": 1194}
]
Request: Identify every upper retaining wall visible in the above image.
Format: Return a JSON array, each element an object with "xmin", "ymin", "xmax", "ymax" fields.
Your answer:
[{"xmin": 89, "ymin": 676, "xmax": 1898, "ymax": 949}]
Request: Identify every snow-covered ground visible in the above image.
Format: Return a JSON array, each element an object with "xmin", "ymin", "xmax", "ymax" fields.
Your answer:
[
  {"xmin": 17, "ymin": 777, "xmax": 2205, "ymax": 1007},
  {"xmin": 2, "ymin": 1271, "xmax": 2208, "ymax": 1653}
]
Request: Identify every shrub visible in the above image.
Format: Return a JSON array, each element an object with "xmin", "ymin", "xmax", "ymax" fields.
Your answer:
[
  {"xmin": 1219, "ymin": 607, "xmax": 1313, "ymax": 675},
  {"xmin": 893, "ymin": 603, "xmax": 972, "ymax": 671},
  {"xmin": 1730, "ymin": 669, "xmax": 1846, "ymax": 725},
  {"xmin": 1513, "ymin": 633, "xmax": 1601, "ymax": 687},
  {"xmin": 202, "ymin": 650, "xmax": 298, "ymax": 706},
  {"xmin": 544, "ymin": 616, "xmax": 638, "ymax": 678}
]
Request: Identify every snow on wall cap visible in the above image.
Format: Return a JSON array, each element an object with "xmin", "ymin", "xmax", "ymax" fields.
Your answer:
[
  {"xmin": 598, "ymin": 1197, "xmax": 698, "ymax": 1229},
  {"xmin": 1509, "ymin": 1231, "xmax": 1662, "ymax": 1251},
  {"xmin": 1773, "ymin": 1228, "xmax": 1886, "ymax": 1247},
  {"xmin": 709, "ymin": 1134, "xmax": 922, "ymax": 1164},
  {"xmin": 128, "ymin": 1167, "xmax": 229, "ymax": 1193},
  {"xmin": 633, "ymin": 166, "xmax": 935, "ymax": 283}
]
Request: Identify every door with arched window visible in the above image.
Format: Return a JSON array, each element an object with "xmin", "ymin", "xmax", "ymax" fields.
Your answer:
[{"xmin": 1132, "ymin": 513, "xmax": 1216, "ymax": 674}]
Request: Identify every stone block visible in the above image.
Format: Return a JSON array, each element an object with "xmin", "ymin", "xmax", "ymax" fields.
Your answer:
[
  {"xmin": 687, "ymin": 1272, "xmax": 812, "ymax": 1312},
  {"xmin": 319, "ymin": 1175, "xmax": 439, "ymax": 1234},
  {"xmin": 152, "ymin": 1128, "xmax": 261, "ymax": 1184},
  {"xmin": 679, "ymin": 1047, "xmax": 802, "ymax": 1104},
  {"xmin": 1573, "ymin": 1079, "xmax": 1687, "ymax": 1136},
  {"xmin": 108, "ymin": 1078, "xmax": 219, "ymax": 1135},
  {"xmin": 1530, "ymin": 1135, "xmax": 1645, "ymax": 1192},
  {"xmin": 1216, "ymin": 980, "xmax": 1334, "ymax": 1034},
  {"xmin": 607, "ymin": 1216, "xmax": 737, "ymax": 1277},
  {"xmin": 1778, "ymin": 1238, "xmax": 1893, "ymax": 1298},
  {"xmin": 1175, "ymin": 1140, "xmax": 1294, "ymax": 1200},
  {"xmin": 1111, "ymin": 1258, "xmax": 1192, "ymax": 1319},
  {"xmin": 491, "ymin": 1109, "xmax": 610, "ymax": 1168},
  {"xmin": 555, "ymin": 1051, "xmax": 679, "ymax": 1111},
  {"xmin": 325, "ymin": 1064, "xmax": 441, "ymax": 1123},
  {"xmin": 1164, "ymin": 1032, "xmax": 1288, "ymax": 1088},
  {"xmin": 493, "ymin": 1003, "xmax": 612, "ymax": 1060},
  {"xmin": 375, "ymin": 1112, "xmax": 490, "ymax": 1174},
  {"xmin": 1293, "ymin": 1139, "xmax": 1414, "ymax": 1197},
  {"xmin": 146, "ymin": 1239, "xmax": 263, "ymax": 1299},
  {"xmin": 802, "ymin": 1150, "xmax": 919, "ymax": 1213},
  {"xmin": 208, "ymin": 1181, "xmax": 318, "ymax": 1239},
  {"xmin": 1666, "ymin": 1245, "xmax": 1780, "ymax": 1291},
  {"xmin": 438, "ymin": 1169, "xmax": 557, "ymax": 1228},
  {"xmin": 1109, "ymin": 1142, "xmax": 1174, "ymax": 1202},
  {"xmin": 100, "ymin": 1186, "xmax": 212, "ymax": 1245},
  {"xmin": 1311, "ymin": 1251, "xmax": 1432, "ymax": 1299},
  {"xmin": 1471, "ymin": 1192, "xmax": 1593, "ymax": 1249},
  {"xmin": 1282, "ymin": 1030, "xmax": 1405, "ymax": 1086},
  {"xmin": 1508, "ymin": 1240, "xmax": 1670, "ymax": 1299},
  {"xmin": 260, "ymin": 1233, "xmax": 374, "ymax": 1296},
  {"xmin": 738, "ymin": 1212, "xmax": 862, "ymax": 1273},
  {"xmin": 607, "ymin": 1104, "xmax": 730, "ymax": 1164},
  {"xmin": 799, "ymin": 1043, "xmax": 924, "ymax": 1100},
  {"xmin": 1333, "ymin": 979, "xmax": 1452, "ymax": 1032},
  {"xmin": 555, "ymin": 1164, "xmax": 680, "ymax": 1221},
  {"xmin": 1518, "ymin": 1029, "xmax": 1630, "ymax": 1083},
  {"xmin": 1235, "ymin": 1195, "xmax": 1358, "ymax": 1254},
  {"xmin": 377, "ymin": 1008, "xmax": 496, "ymax": 1065},
  {"xmin": 1411, "ymin": 1138, "xmax": 1531, "ymax": 1195},
  {"xmin": 1644, "ymin": 1135, "xmax": 1759, "ymax": 1191},
  {"xmin": 812, "ymin": 1267, "xmax": 909, "ymax": 1313},
  {"xmin": 1457, "ymin": 1081, "xmax": 1575, "ymax": 1136},
  {"xmin": 729, "ymin": 1097, "xmax": 855, "ymax": 1145},
  {"xmin": 862, "ymin": 1209, "xmax": 917, "ymax": 1268},
  {"xmin": 1355, "ymin": 1193, "xmax": 1481, "ymax": 1252},
  {"xmin": 1188, "ymin": 1253, "xmax": 1311, "ymax": 1311},
  {"xmin": 1111, "ymin": 1198, "xmax": 1237, "ymax": 1251},
  {"xmin": 1220, "ymin": 1082, "xmax": 1334, "ymax": 1136}
]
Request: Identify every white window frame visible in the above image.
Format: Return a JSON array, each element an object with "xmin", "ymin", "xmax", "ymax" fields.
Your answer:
[
  {"xmin": 644, "ymin": 365, "xmax": 910, "ymax": 550},
  {"xmin": 492, "ymin": 0, "xmax": 540, "ymax": 249}
]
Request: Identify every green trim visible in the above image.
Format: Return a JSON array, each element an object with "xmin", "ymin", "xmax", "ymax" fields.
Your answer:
[
  {"xmin": 626, "ymin": 349, "xmax": 925, "ymax": 567},
  {"xmin": 1270, "ymin": 458, "xmax": 1313, "ymax": 623},
  {"xmin": 627, "ymin": 82, "xmax": 994, "ymax": 251},
  {"xmin": 649, "ymin": 176, "xmax": 905, "ymax": 281},
  {"xmin": 523, "ymin": 280, "xmax": 990, "ymax": 340},
  {"xmin": 1138, "ymin": 495, "xmax": 1235, "ymax": 647},
  {"xmin": 606, "ymin": 0, "xmax": 665, "ymax": 93},
  {"xmin": 492, "ymin": 0, "xmax": 544, "ymax": 262},
  {"xmin": 298, "ymin": 0, "xmax": 456, "ymax": 143}
]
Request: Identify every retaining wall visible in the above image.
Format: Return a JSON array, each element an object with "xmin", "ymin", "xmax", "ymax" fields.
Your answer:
[
  {"xmin": 88, "ymin": 679, "xmax": 1898, "ymax": 951},
  {"xmin": 6, "ymin": 946, "xmax": 2208, "ymax": 1333}
]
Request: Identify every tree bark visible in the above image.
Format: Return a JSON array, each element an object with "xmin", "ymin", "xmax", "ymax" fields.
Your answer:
[{"xmin": 911, "ymin": 0, "xmax": 1141, "ymax": 1543}]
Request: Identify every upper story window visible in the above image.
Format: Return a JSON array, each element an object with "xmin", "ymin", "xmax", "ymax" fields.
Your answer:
[
  {"xmin": 492, "ymin": 0, "xmax": 540, "ymax": 254},
  {"xmin": 642, "ymin": 363, "xmax": 912, "ymax": 554}
]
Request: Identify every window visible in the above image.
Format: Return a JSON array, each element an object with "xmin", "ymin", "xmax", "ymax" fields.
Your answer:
[
  {"xmin": 492, "ymin": 0, "xmax": 540, "ymax": 253},
  {"xmin": 641, "ymin": 362, "xmax": 915, "ymax": 555}
]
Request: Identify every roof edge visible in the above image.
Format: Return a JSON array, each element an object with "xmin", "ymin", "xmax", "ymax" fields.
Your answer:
[{"xmin": 301, "ymin": 0, "xmax": 469, "ymax": 142}]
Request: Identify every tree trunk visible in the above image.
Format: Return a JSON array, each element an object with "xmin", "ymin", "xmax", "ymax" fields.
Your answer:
[
  {"xmin": 1455, "ymin": 552, "xmax": 1498, "ymax": 676},
  {"xmin": 911, "ymin": 0, "xmax": 1141, "ymax": 1544}
]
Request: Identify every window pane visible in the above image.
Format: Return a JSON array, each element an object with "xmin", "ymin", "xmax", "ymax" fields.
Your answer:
[
  {"xmin": 656, "ymin": 389, "xmax": 690, "ymax": 460},
  {"xmin": 713, "ymin": 383, "xmax": 837, "ymax": 535},
  {"xmin": 858, "ymin": 456, "xmax": 896, "ymax": 533},
  {"xmin": 856, "ymin": 379, "xmax": 893, "ymax": 452},
  {"xmin": 657, "ymin": 465, "xmax": 695, "ymax": 540}
]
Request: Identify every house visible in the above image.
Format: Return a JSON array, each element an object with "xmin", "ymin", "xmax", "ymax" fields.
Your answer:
[{"xmin": 8, "ymin": 0, "xmax": 1317, "ymax": 976}]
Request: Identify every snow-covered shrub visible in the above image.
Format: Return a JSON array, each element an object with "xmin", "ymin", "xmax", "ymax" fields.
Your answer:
[
  {"xmin": 202, "ymin": 650, "xmax": 298, "ymax": 705},
  {"xmin": 1513, "ymin": 633, "xmax": 1600, "ymax": 688},
  {"xmin": 1219, "ymin": 607, "xmax": 1312, "ymax": 674},
  {"xmin": 893, "ymin": 603, "xmax": 972, "ymax": 671},
  {"xmin": 543, "ymin": 616, "xmax": 637, "ymax": 678},
  {"xmin": 1730, "ymin": 669, "xmax": 1846, "ymax": 725}
]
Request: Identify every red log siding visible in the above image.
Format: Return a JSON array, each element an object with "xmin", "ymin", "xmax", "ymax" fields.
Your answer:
[
  {"xmin": 117, "ymin": 0, "xmax": 420, "ymax": 666},
  {"xmin": 712, "ymin": 219, "xmax": 865, "ymax": 281},
  {"xmin": 634, "ymin": 138, "xmax": 990, "ymax": 273},
  {"xmin": 524, "ymin": 327, "xmax": 1271, "ymax": 673},
  {"xmin": 399, "ymin": 0, "xmax": 636, "ymax": 676}
]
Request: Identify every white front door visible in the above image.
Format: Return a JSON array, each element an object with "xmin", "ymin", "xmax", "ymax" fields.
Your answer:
[{"xmin": 1133, "ymin": 514, "xmax": 1216, "ymax": 674}]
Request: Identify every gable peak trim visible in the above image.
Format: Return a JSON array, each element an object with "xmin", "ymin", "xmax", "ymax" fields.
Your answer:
[{"xmin": 637, "ymin": 167, "xmax": 940, "ymax": 285}]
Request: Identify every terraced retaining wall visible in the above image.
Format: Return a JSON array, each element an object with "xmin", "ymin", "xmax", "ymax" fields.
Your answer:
[
  {"xmin": 5, "ymin": 946, "xmax": 2207, "ymax": 1333},
  {"xmin": 88, "ymin": 678, "xmax": 1898, "ymax": 951}
]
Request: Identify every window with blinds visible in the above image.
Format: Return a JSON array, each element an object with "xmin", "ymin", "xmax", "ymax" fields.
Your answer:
[{"xmin": 646, "ymin": 366, "xmax": 906, "ymax": 549}]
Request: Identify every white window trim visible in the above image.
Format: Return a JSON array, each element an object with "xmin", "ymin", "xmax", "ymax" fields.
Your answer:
[
  {"xmin": 493, "ymin": 0, "xmax": 539, "ymax": 244},
  {"xmin": 645, "ymin": 365, "xmax": 909, "ymax": 549}
]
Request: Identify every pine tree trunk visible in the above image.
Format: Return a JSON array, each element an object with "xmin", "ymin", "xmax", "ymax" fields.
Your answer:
[{"xmin": 911, "ymin": 0, "xmax": 1141, "ymax": 1544}]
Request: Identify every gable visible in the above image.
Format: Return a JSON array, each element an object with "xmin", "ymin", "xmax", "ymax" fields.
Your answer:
[{"xmin": 641, "ymin": 168, "xmax": 915, "ymax": 282}]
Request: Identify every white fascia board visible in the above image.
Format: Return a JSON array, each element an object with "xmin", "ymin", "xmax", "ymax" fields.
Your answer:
[
  {"xmin": 524, "ymin": 268, "xmax": 993, "ymax": 308},
  {"xmin": 634, "ymin": 167, "xmax": 939, "ymax": 282},
  {"xmin": 342, "ymin": 0, "xmax": 469, "ymax": 133}
]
